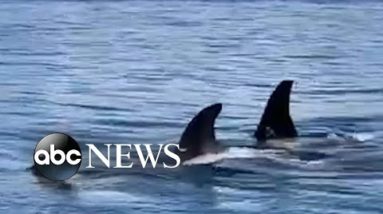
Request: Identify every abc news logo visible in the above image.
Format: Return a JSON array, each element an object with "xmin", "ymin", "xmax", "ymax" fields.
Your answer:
[
  {"xmin": 33, "ymin": 133, "xmax": 181, "ymax": 181},
  {"xmin": 33, "ymin": 133, "xmax": 82, "ymax": 181}
]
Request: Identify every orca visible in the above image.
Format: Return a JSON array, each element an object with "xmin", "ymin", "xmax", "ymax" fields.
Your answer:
[
  {"xmin": 254, "ymin": 80, "xmax": 298, "ymax": 141},
  {"xmin": 173, "ymin": 80, "xmax": 326, "ymax": 163},
  {"xmin": 177, "ymin": 103, "xmax": 224, "ymax": 162},
  {"xmin": 251, "ymin": 80, "xmax": 331, "ymax": 161},
  {"xmin": 179, "ymin": 80, "xmax": 326, "ymax": 164}
]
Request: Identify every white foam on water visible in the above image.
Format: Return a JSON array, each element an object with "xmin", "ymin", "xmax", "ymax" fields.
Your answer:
[
  {"xmin": 182, "ymin": 152, "xmax": 227, "ymax": 165},
  {"xmin": 350, "ymin": 132, "xmax": 375, "ymax": 141},
  {"xmin": 182, "ymin": 146, "xmax": 328, "ymax": 170},
  {"xmin": 282, "ymin": 157, "xmax": 326, "ymax": 169},
  {"xmin": 183, "ymin": 147, "xmax": 284, "ymax": 165}
]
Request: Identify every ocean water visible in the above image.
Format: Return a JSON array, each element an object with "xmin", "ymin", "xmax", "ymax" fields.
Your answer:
[{"xmin": 1, "ymin": 0, "xmax": 383, "ymax": 213}]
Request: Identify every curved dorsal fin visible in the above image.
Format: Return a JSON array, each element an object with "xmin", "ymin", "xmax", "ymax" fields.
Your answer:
[
  {"xmin": 179, "ymin": 103, "xmax": 222, "ymax": 160},
  {"xmin": 255, "ymin": 80, "xmax": 297, "ymax": 141}
]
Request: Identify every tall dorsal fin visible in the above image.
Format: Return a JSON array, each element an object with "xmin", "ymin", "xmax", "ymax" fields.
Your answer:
[
  {"xmin": 178, "ymin": 103, "xmax": 222, "ymax": 160},
  {"xmin": 255, "ymin": 80, "xmax": 297, "ymax": 141}
]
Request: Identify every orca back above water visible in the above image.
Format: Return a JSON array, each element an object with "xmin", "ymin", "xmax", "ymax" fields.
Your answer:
[
  {"xmin": 250, "ymin": 80, "xmax": 333, "ymax": 161},
  {"xmin": 178, "ymin": 103, "xmax": 223, "ymax": 161},
  {"xmin": 254, "ymin": 80, "xmax": 298, "ymax": 141},
  {"xmin": 178, "ymin": 80, "xmax": 310, "ymax": 162}
]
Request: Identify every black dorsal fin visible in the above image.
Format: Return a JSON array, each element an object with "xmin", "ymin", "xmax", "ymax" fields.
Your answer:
[
  {"xmin": 178, "ymin": 103, "xmax": 222, "ymax": 160},
  {"xmin": 255, "ymin": 80, "xmax": 297, "ymax": 141}
]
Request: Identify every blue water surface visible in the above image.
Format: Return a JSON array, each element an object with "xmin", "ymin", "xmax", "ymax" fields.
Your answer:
[{"xmin": 0, "ymin": 0, "xmax": 383, "ymax": 213}]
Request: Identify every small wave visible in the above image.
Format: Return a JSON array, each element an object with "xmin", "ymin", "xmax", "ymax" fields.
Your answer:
[
  {"xmin": 327, "ymin": 132, "xmax": 345, "ymax": 140},
  {"xmin": 327, "ymin": 132, "xmax": 375, "ymax": 142},
  {"xmin": 78, "ymin": 190, "xmax": 154, "ymax": 205}
]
